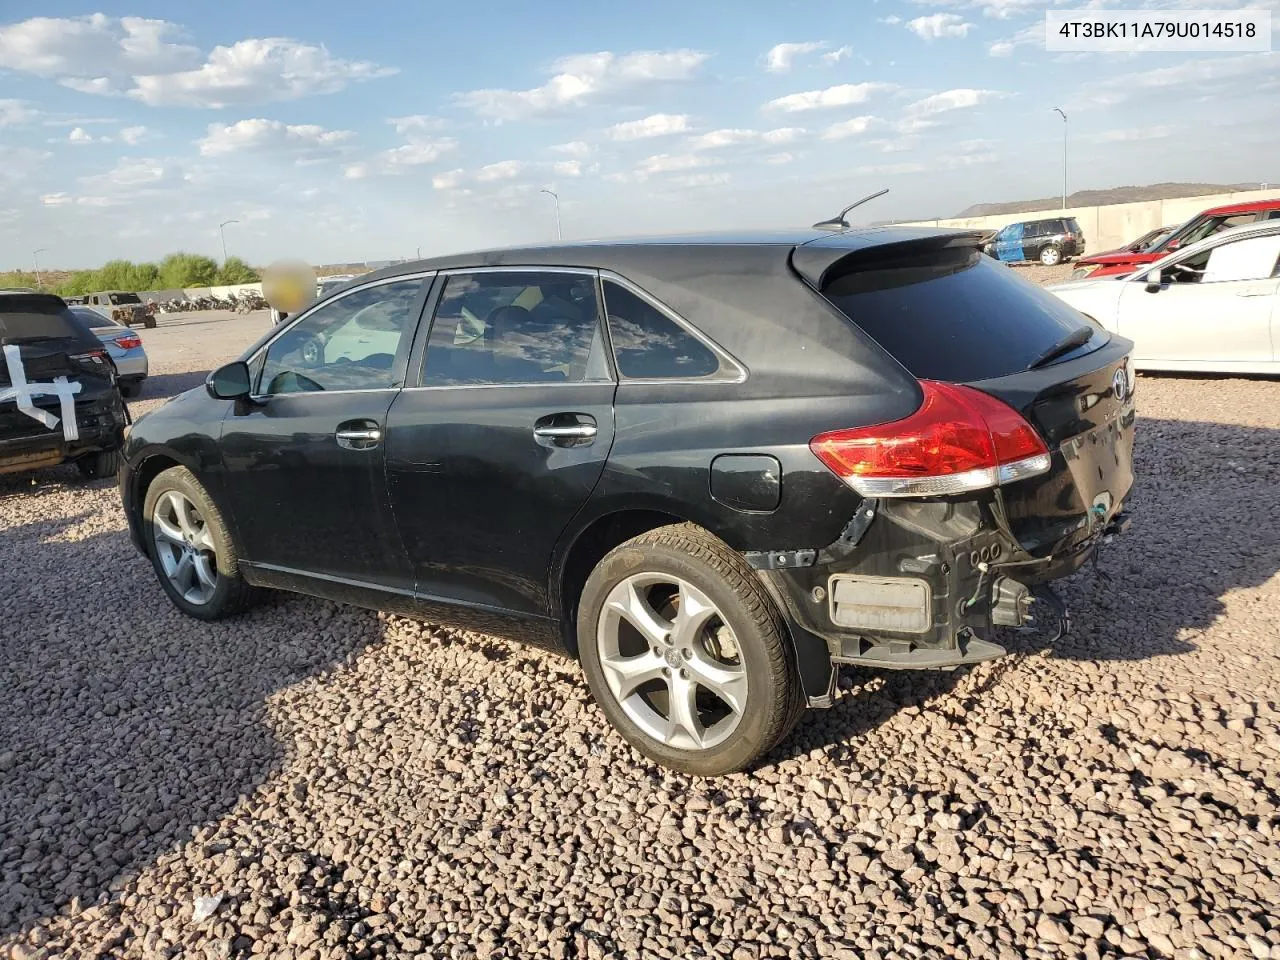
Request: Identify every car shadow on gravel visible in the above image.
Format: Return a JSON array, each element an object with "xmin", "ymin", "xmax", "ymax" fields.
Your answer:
[
  {"xmin": 768, "ymin": 414, "xmax": 1280, "ymax": 766},
  {"xmin": 0, "ymin": 516, "xmax": 389, "ymax": 936},
  {"xmin": 135, "ymin": 370, "xmax": 211, "ymax": 400}
]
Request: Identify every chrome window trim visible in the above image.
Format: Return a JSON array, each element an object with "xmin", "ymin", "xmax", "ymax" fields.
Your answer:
[
  {"xmin": 598, "ymin": 270, "xmax": 747, "ymax": 384},
  {"xmin": 437, "ymin": 265, "xmax": 598, "ymax": 278},
  {"xmin": 248, "ymin": 271, "xmax": 436, "ymax": 400}
]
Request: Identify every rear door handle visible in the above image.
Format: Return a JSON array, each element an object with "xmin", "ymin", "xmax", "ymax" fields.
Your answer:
[
  {"xmin": 336, "ymin": 420, "xmax": 382, "ymax": 450},
  {"xmin": 533, "ymin": 414, "xmax": 597, "ymax": 447}
]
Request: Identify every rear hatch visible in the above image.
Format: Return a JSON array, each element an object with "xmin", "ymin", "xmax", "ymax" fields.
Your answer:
[
  {"xmin": 0, "ymin": 293, "xmax": 116, "ymax": 440},
  {"xmin": 802, "ymin": 234, "xmax": 1135, "ymax": 560}
]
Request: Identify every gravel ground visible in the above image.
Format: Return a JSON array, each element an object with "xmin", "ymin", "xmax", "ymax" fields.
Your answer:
[{"xmin": 2, "ymin": 305, "xmax": 1279, "ymax": 960}]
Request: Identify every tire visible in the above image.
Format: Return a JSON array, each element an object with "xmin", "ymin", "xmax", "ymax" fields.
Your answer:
[
  {"xmin": 577, "ymin": 523, "xmax": 804, "ymax": 776},
  {"xmin": 76, "ymin": 448, "xmax": 121, "ymax": 481},
  {"xmin": 142, "ymin": 465, "xmax": 259, "ymax": 620},
  {"xmin": 1039, "ymin": 244, "xmax": 1062, "ymax": 266},
  {"xmin": 144, "ymin": 317, "xmax": 157, "ymax": 329}
]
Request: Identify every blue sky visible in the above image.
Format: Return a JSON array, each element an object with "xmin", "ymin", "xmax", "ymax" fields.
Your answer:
[{"xmin": 2, "ymin": 0, "xmax": 1277, "ymax": 268}]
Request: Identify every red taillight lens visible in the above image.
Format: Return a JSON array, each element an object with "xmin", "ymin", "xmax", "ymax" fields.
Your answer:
[
  {"xmin": 809, "ymin": 381, "xmax": 1052, "ymax": 497},
  {"xmin": 116, "ymin": 334, "xmax": 142, "ymax": 349}
]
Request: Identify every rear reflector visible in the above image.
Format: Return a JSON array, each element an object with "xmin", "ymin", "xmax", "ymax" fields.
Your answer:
[{"xmin": 810, "ymin": 380, "xmax": 1052, "ymax": 497}]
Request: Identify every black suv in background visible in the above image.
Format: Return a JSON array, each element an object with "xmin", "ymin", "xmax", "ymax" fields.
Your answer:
[
  {"xmin": 1, "ymin": 291, "xmax": 127, "ymax": 480},
  {"xmin": 120, "ymin": 228, "xmax": 1134, "ymax": 775},
  {"xmin": 984, "ymin": 217, "xmax": 1086, "ymax": 266}
]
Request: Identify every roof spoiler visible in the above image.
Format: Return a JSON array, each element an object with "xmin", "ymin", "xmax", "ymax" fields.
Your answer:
[{"xmin": 792, "ymin": 229, "xmax": 988, "ymax": 289}]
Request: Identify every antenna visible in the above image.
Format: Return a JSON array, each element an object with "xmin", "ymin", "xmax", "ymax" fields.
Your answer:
[{"xmin": 812, "ymin": 188, "xmax": 890, "ymax": 231}]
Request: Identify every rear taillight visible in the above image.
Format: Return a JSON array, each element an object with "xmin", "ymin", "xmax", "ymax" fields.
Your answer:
[
  {"xmin": 810, "ymin": 381, "xmax": 1052, "ymax": 498},
  {"xmin": 115, "ymin": 334, "xmax": 142, "ymax": 349}
]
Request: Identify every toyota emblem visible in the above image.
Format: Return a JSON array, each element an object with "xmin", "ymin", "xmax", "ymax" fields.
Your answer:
[{"xmin": 1112, "ymin": 368, "xmax": 1128, "ymax": 402}]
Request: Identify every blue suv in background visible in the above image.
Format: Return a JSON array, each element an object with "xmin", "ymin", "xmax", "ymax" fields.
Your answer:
[{"xmin": 983, "ymin": 217, "xmax": 1085, "ymax": 266}]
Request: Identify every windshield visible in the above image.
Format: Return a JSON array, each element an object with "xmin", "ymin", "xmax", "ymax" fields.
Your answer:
[{"xmin": 108, "ymin": 292, "xmax": 142, "ymax": 305}]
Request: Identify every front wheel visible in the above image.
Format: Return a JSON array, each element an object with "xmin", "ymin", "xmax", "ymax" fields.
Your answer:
[
  {"xmin": 143, "ymin": 466, "xmax": 259, "ymax": 620},
  {"xmin": 1039, "ymin": 244, "xmax": 1063, "ymax": 266},
  {"xmin": 578, "ymin": 524, "xmax": 803, "ymax": 776}
]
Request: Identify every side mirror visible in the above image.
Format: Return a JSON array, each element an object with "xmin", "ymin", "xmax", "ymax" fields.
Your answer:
[
  {"xmin": 1143, "ymin": 269, "xmax": 1163, "ymax": 293},
  {"xmin": 206, "ymin": 360, "xmax": 252, "ymax": 400}
]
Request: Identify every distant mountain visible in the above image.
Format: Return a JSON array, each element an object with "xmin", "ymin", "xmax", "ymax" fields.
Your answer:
[{"xmin": 954, "ymin": 182, "xmax": 1265, "ymax": 218}]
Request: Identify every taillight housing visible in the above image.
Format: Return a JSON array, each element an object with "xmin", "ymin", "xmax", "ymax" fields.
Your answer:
[
  {"xmin": 115, "ymin": 334, "xmax": 142, "ymax": 349},
  {"xmin": 810, "ymin": 381, "xmax": 1052, "ymax": 498}
]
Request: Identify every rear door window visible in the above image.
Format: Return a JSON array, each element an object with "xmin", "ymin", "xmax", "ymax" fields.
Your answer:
[
  {"xmin": 820, "ymin": 245, "xmax": 1108, "ymax": 382},
  {"xmin": 601, "ymin": 279, "xmax": 725, "ymax": 379},
  {"xmin": 420, "ymin": 271, "xmax": 608, "ymax": 386}
]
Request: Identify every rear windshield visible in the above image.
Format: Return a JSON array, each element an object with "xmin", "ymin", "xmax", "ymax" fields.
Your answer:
[
  {"xmin": 821, "ymin": 246, "xmax": 1107, "ymax": 382},
  {"xmin": 108, "ymin": 292, "xmax": 141, "ymax": 305},
  {"xmin": 73, "ymin": 307, "xmax": 121, "ymax": 328},
  {"xmin": 0, "ymin": 294, "xmax": 98, "ymax": 345}
]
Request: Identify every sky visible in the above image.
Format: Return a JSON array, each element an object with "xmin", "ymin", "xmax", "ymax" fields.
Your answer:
[{"xmin": 1, "ymin": 0, "xmax": 1278, "ymax": 270}]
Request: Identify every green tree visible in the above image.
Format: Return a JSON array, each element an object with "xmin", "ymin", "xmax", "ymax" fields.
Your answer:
[
  {"xmin": 95, "ymin": 259, "xmax": 161, "ymax": 292},
  {"xmin": 216, "ymin": 256, "xmax": 260, "ymax": 285},
  {"xmin": 55, "ymin": 271, "xmax": 101, "ymax": 296},
  {"xmin": 0, "ymin": 270, "xmax": 42, "ymax": 289},
  {"xmin": 157, "ymin": 252, "xmax": 219, "ymax": 289}
]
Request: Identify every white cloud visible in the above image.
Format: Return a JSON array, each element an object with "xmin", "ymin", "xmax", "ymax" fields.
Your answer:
[
  {"xmin": 606, "ymin": 113, "xmax": 692, "ymax": 141},
  {"xmin": 68, "ymin": 127, "xmax": 97, "ymax": 144},
  {"xmin": 688, "ymin": 127, "xmax": 805, "ymax": 150},
  {"xmin": 669, "ymin": 172, "xmax": 731, "ymax": 187},
  {"xmin": 0, "ymin": 15, "xmax": 395, "ymax": 108},
  {"xmin": 763, "ymin": 152, "xmax": 796, "ymax": 165},
  {"xmin": 389, "ymin": 115, "xmax": 445, "ymax": 136},
  {"xmin": 907, "ymin": 13, "xmax": 974, "ymax": 40},
  {"xmin": 119, "ymin": 125, "xmax": 150, "ymax": 145},
  {"xmin": 764, "ymin": 41, "xmax": 827, "ymax": 73},
  {"xmin": 988, "ymin": 23, "xmax": 1042, "ymax": 56},
  {"xmin": 552, "ymin": 160, "xmax": 583, "ymax": 177},
  {"xmin": 638, "ymin": 153, "xmax": 719, "ymax": 176},
  {"xmin": 345, "ymin": 136, "xmax": 459, "ymax": 178},
  {"xmin": 84, "ymin": 157, "xmax": 176, "ymax": 189},
  {"xmin": 455, "ymin": 49, "xmax": 709, "ymax": 120},
  {"xmin": 822, "ymin": 45, "xmax": 853, "ymax": 64},
  {"xmin": 1092, "ymin": 125, "xmax": 1178, "ymax": 143},
  {"xmin": 1082, "ymin": 52, "xmax": 1280, "ymax": 104},
  {"xmin": 903, "ymin": 88, "xmax": 1004, "ymax": 116},
  {"xmin": 765, "ymin": 82, "xmax": 898, "ymax": 112},
  {"xmin": 822, "ymin": 116, "xmax": 883, "ymax": 140},
  {"xmin": 0, "ymin": 99, "xmax": 38, "ymax": 127},
  {"xmin": 475, "ymin": 160, "xmax": 526, "ymax": 182},
  {"xmin": 910, "ymin": 0, "xmax": 1044, "ymax": 18},
  {"xmin": 880, "ymin": 15, "xmax": 904, "ymax": 25},
  {"xmin": 551, "ymin": 140, "xmax": 592, "ymax": 157},
  {"xmin": 431, "ymin": 169, "xmax": 466, "ymax": 190},
  {"xmin": 196, "ymin": 118, "xmax": 354, "ymax": 158}
]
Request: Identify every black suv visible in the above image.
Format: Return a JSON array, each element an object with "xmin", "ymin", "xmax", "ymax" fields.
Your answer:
[
  {"xmin": 1, "ymin": 291, "xmax": 127, "ymax": 480},
  {"xmin": 119, "ymin": 228, "xmax": 1135, "ymax": 775},
  {"xmin": 984, "ymin": 217, "xmax": 1086, "ymax": 266}
]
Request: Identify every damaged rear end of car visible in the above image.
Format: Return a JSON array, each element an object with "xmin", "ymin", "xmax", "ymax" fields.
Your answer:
[{"xmin": 757, "ymin": 230, "xmax": 1135, "ymax": 680}]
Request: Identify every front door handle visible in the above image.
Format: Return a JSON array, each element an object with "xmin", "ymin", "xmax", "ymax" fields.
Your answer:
[
  {"xmin": 533, "ymin": 414, "xmax": 597, "ymax": 448},
  {"xmin": 336, "ymin": 419, "xmax": 382, "ymax": 450}
]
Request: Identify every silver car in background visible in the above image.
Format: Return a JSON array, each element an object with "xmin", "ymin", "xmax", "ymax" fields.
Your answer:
[{"xmin": 71, "ymin": 305, "xmax": 149, "ymax": 398}]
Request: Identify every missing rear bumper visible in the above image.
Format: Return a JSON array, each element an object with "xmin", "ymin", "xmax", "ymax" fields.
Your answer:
[{"xmin": 829, "ymin": 631, "xmax": 1006, "ymax": 670}]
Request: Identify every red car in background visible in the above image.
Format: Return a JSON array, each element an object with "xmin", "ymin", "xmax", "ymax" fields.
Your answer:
[{"xmin": 1070, "ymin": 198, "xmax": 1280, "ymax": 279}]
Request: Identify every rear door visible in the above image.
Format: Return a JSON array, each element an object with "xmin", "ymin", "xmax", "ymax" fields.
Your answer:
[
  {"xmin": 817, "ymin": 241, "xmax": 1134, "ymax": 559},
  {"xmin": 384, "ymin": 268, "xmax": 616, "ymax": 627},
  {"xmin": 1114, "ymin": 232, "xmax": 1280, "ymax": 363}
]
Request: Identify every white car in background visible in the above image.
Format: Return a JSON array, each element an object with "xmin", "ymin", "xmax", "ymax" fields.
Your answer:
[{"xmin": 1046, "ymin": 221, "xmax": 1280, "ymax": 374}]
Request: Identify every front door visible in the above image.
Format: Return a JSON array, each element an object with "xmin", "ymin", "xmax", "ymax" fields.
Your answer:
[
  {"xmin": 384, "ymin": 268, "xmax": 616, "ymax": 637},
  {"xmin": 1116, "ymin": 232, "xmax": 1280, "ymax": 363},
  {"xmin": 995, "ymin": 223, "xmax": 1025, "ymax": 263},
  {"xmin": 218, "ymin": 274, "xmax": 432, "ymax": 597}
]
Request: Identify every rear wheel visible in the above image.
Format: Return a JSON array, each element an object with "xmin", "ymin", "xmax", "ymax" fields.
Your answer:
[
  {"xmin": 143, "ymin": 466, "xmax": 258, "ymax": 620},
  {"xmin": 144, "ymin": 317, "xmax": 157, "ymax": 329},
  {"xmin": 76, "ymin": 449, "xmax": 120, "ymax": 480},
  {"xmin": 1039, "ymin": 244, "xmax": 1063, "ymax": 266},
  {"xmin": 578, "ymin": 523, "xmax": 803, "ymax": 776}
]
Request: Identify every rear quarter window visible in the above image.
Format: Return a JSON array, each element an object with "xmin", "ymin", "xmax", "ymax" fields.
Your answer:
[
  {"xmin": 602, "ymin": 279, "xmax": 724, "ymax": 379},
  {"xmin": 820, "ymin": 246, "xmax": 1108, "ymax": 382}
]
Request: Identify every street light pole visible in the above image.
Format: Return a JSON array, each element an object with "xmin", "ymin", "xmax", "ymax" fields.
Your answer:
[
  {"xmin": 33, "ymin": 248, "xmax": 46, "ymax": 289},
  {"xmin": 218, "ymin": 219, "xmax": 239, "ymax": 264},
  {"xmin": 539, "ymin": 189, "xmax": 562, "ymax": 241},
  {"xmin": 1054, "ymin": 107, "xmax": 1068, "ymax": 210}
]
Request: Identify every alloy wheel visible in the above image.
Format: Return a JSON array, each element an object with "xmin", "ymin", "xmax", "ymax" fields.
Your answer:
[
  {"xmin": 1041, "ymin": 246, "xmax": 1061, "ymax": 265},
  {"xmin": 596, "ymin": 573, "xmax": 747, "ymax": 751},
  {"xmin": 152, "ymin": 490, "xmax": 218, "ymax": 605}
]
